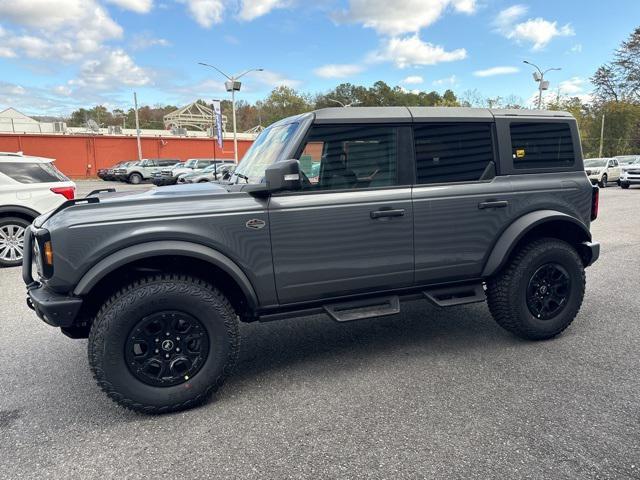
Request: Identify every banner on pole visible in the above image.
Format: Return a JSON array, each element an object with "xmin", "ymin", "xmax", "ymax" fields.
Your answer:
[{"xmin": 212, "ymin": 100, "xmax": 223, "ymax": 149}]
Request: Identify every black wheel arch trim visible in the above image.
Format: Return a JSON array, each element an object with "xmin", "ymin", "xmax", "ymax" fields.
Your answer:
[
  {"xmin": 482, "ymin": 210, "xmax": 593, "ymax": 277},
  {"xmin": 72, "ymin": 241, "xmax": 259, "ymax": 310},
  {"xmin": 0, "ymin": 205, "xmax": 40, "ymax": 219}
]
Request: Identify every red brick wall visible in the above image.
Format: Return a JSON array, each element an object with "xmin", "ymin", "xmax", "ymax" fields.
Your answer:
[{"xmin": 0, "ymin": 134, "xmax": 254, "ymax": 178}]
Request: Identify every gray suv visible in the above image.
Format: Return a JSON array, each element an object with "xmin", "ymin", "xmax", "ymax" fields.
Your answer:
[
  {"xmin": 114, "ymin": 158, "xmax": 179, "ymax": 184},
  {"xmin": 23, "ymin": 107, "xmax": 600, "ymax": 413}
]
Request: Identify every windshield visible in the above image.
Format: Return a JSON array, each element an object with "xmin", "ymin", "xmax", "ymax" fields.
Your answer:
[
  {"xmin": 183, "ymin": 159, "xmax": 198, "ymax": 168},
  {"xmin": 584, "ymin": 159, "xmax": 607, "ymax": 167},
  {"xmin": 617, "ymin": 156, "xmax": 640, "ymax": 165},
  {"xmin": 201, "ymin": 165, "xmax": 217, "ymax": 173},
  {"xmin": 233, "ymin": 123, "xmax": 299, "ymax": 183}
]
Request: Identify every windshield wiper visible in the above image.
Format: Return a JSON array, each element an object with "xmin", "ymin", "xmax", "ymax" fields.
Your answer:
[{"xmin": 236, "ymin": 172, "xmax": 250, "ymax": 184}]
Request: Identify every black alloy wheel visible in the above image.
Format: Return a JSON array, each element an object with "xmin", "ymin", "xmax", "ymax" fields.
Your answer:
[
  {"xmin": 526, "ymin": 263, "xmax": 571, "ymax": 320},
  {"xmin": 125, "ymin": 311, "xmax": 210, "ymax": 387}
]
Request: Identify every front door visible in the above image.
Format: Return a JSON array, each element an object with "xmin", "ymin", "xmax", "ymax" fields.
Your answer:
[{"xmin": 268, "ymin": 124, "xmax": 414, "ymax": 304}]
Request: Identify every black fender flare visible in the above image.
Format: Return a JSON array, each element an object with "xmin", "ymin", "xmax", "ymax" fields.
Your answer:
[
  {"xmin": 0, "ymin": 205, "xmax": 40, "ymax": 219},
  {"xmin": 481, "ymin": 210, "xmax": 592, "ymax": 277},
  {"xmin": 72, "ymin": 241, "xmax": 259, "ymax": 310}
]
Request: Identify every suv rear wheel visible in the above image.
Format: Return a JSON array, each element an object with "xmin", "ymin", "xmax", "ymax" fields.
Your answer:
[
  {"xmin": 88, "ymin": 274, "xmax": 240, "ymax": 413},
  {"xmin": 0, "ymin": 216, "xmax": 30, "ymax": 268},
  {"xmin": 486, "ymin": 238, "xmax": 585, "ymax": 340}
]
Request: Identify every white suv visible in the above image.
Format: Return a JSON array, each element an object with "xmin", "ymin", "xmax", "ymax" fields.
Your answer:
[
  {"xmin": 0, "ymin": 152, "xmax": 76, "ymax": 267},
  {"xmin": 584, "ymin": 157, "xmax": 621, "ymax": 187}
]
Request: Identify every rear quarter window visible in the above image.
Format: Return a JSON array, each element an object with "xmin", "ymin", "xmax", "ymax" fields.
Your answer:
[
  {"xmin": 0, "ymin": 162, "xmax": 68, "ymax": 184},
  {"xmin": 510, "ymin": 122, "xmax": 575, "ymax": 169}
]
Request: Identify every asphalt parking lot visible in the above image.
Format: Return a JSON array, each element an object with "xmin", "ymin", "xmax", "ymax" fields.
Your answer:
[{"xmin": 1, "ymin": 182, "xmax": 639, "ymax": 479}]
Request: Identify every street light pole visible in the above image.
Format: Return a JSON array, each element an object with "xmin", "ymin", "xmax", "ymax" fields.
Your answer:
[
  {"xmin": 198, "ymin": 63, "xmax": 263, "ymax": 163},
  {"xmin": 523, "ymin": 61, "xmax": 561, "ymax": 109}
]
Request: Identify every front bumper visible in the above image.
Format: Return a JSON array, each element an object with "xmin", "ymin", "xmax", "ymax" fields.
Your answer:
[
  {"xmin": 26, "ymin": 284, "xmax": 83, "ymax": 327},
  {"xmin": 22, "ymin": 227, "xmax": 83, "ymax": 327},
  {"xmin": 620, "ymin": 175, "xmax": 640, "ymax": 185}
]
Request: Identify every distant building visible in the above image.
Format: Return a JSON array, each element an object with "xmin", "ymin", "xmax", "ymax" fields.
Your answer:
[
  {"xmin": 163, "ymin": 101, "xmax": 227, "ymax": 134},
  {"xmin": 0, "ymin": 107, "xmax": 67, "ymax": 134}
]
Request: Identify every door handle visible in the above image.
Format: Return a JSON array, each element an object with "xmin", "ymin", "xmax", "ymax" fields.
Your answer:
[
  {"xmin": 478, "ymin": 200, "xmax": 508, "ymax": 209},
  {"xmin": 370, "ymin": 208, "xmax": 405, "ymax": 219}
]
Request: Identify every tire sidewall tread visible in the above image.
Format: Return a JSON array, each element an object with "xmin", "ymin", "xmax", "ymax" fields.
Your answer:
[
  {"xmin": 487, "ymin": 238, "xmax": 586, "ymax": 340},
  {"xmin": 88, "ymin": 274, "xmax": 240, "ymax": 414}
]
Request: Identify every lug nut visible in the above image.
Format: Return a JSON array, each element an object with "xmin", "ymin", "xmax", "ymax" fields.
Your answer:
[
  {"xmin": 155, "ymin": 349, "xmax": 159, "ymax": 354},
  {"xmin": 176, "ymin": 348, "xmax": 180, "ymax": 352},
  {"xmin": 165, "ymin": 354, "xmax": 170, "ymax": 359}
]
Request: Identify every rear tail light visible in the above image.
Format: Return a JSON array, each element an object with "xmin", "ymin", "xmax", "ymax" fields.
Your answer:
[
  {"xmin": 591, "ymin": 185, "xmax": 599, "ymax": 221},
  {"xmin": 50, "ymin": 186, "xmax": 75, "ymax": 200}
]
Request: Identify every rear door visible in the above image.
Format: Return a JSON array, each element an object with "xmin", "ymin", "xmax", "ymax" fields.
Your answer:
[
  {"xmin": 268, "ymin": 123, "xmax": 414, "ymax": 304},
  {"xmin": 412, "ymin": 122, "xmax": 513, "ymax": 283}
]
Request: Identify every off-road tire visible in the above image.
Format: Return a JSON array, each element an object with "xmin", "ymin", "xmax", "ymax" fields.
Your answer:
[
  {"xmin": 621, "ymin": 182, "xmax": 630, "ymax": 189},
  {"xmin": 128, "ymin": 172, "xmax": 143, "ymax": 184},
  {"xmin": 0, "ymin": 216, "xmax": 31, "ymax": 268},
  {"xmin": 486, "ymin": 238, "xmax": 585, "ymax": 340},
  {"xmin": 88, "ymin": 274, "xmax": 240, "ymax": 414},
  {"xmin": 599, "ymin": 174, "xmax": 607, "ymax": 188}
]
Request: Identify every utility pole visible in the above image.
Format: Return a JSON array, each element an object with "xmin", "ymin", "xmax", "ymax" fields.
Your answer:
[
  {"xmin": 523, "ymin": 61, "xmax": 561, "ymax": 109},
  {"xmin": 198, "ymin": 63, "xmax": 263, "ymax": 163},
  {"xmin": 599, "ymin": 112, "xmax": 606, "ymax": 157},
  {"xmin": 133, "ymin": 92, "xmax": 143, "ymax": 162}
]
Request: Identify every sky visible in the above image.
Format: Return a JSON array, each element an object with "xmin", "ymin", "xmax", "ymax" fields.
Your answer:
[{"xmin": 0, "ymin": 0, "xmax": 639, "ymax": 116}]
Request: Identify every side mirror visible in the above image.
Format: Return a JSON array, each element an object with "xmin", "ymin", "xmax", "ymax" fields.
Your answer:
[{"xmin": 264, "ymin": 159, "xmax": 302, "ymax": 192}]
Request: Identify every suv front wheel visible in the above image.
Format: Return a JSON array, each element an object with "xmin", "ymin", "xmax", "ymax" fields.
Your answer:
[
  {"xmin": 128, "ymin": 172, "xmax": 143, "ymax": 184},
  {"xmin": 88, "ymin": 274, "xmax": 240, "ymax": 413},
  {"xmin": 486, "ymin": 238, "xmax": 585, "ymax": 340}
]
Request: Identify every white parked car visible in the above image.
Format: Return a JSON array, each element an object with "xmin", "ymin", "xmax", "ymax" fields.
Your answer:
[
  {"xmin": 0, "ymin": 152, "xmax": 75, "ymax": 267},
  {"xmin": 619, "ymin": 157, "xmax": 640, "ymax": 189},
  {"xmin": 584, "ymin": 157, "xmax": 621, "ymax": 188}
]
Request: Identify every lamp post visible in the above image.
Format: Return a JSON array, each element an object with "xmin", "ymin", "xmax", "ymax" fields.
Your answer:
[
  {"xmin": 523, "ymin": 60, "xmax": 561, "ymax": 109},
  {"xmin": 198, "ymin": 63, "xmax": 263, "ymax": 163}
]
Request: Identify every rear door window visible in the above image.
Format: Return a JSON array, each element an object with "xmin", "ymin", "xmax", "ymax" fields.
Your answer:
[
  {"xmin": 413, "ymin": 123, "xmax": 495, "ymax": 184},
  {"xmin": 0, "ymin": 162, "xmax": 68, "ymax": 183},
  {"xmin": 510, "ymin": 122, "xmax": 575, "ymax": 169}
]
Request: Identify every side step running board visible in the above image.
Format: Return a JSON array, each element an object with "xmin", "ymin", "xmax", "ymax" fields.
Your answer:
[
  {"xmin": 323, "ymin": 296, "xmax": 400, "ymax": 322},
  {"xmin": 423, "ymin": 283, "xmax": 485, "ymax": 307}
]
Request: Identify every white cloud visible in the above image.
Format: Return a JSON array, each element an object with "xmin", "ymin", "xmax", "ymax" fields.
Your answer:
[
  {"xmin": 252, "ymin": 70, "xmax": 301, "ymax": 88},
  {"xmin": 131, "ymin": 33, "xmax": 171, "ymax": 50},
  {"xmin": 432, "ymin": 74, "xmax": 457, "ymax": 86},
  {"xmin": 70, "ymin": 50, "xmax": 152, "ymax": 89},
  {"xmin": 182, "ymin": 0, "xmax": 225, "ymax": 27},
  {"xmin": 314, "ymin": 64, "xmax": 364, "ymax": 79},
  {"xmin": 559, "ymin": 77, "xmax": 585, "ymax": 95},
  {"xmin": 473, "ymin": 66, "xmax": 519, "ymax": 77},
  {"xmin": 402, "ymin": 75, "xmax": 424, "ymax": 85},
  {"xmin": 569, "ymin": 43, "xmax": 582, "ymax": 54},
  {"xmin": 0, "ymin": 0, "xmax": 123, "ymax": 61},
  {"xmin": 53, "ymin": 85, "xmax": 73, "ymax": 97},
  {"xmin": 0, "ymin": 47, "xmax": 16, "ymax": 58},
  {"xmin": 105, "ymin": 0, "xmax": 153, "ymax": 13},
  {"xmin": 337, "ymin": 0, "xmax": 477, "ymax": 36},
  {"xmin": 371, "ymin": 35, "xmax": 467, "ymax": 68},
  {"xmin": 238, "ymin": 0, "xmax": 291, "ymax": 21},
  {"xmin": 494, "ymin": 5, "xmax": 574, "ymax": 50}
]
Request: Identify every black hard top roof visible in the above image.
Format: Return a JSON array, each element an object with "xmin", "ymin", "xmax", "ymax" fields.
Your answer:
[{"xmin": 312, "ymin": 106, "xmax": 573, "ymax": 124}]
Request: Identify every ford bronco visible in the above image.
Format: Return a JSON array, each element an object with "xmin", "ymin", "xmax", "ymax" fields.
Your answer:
[{"xmin": 23, "ymin": 107, "xmax": 600, "ymax": 413}]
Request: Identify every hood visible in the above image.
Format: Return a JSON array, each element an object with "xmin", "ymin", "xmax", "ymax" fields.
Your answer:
[{"xmin": 34, "ymin": 182, "xmax": 230, "ymax": 228}]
